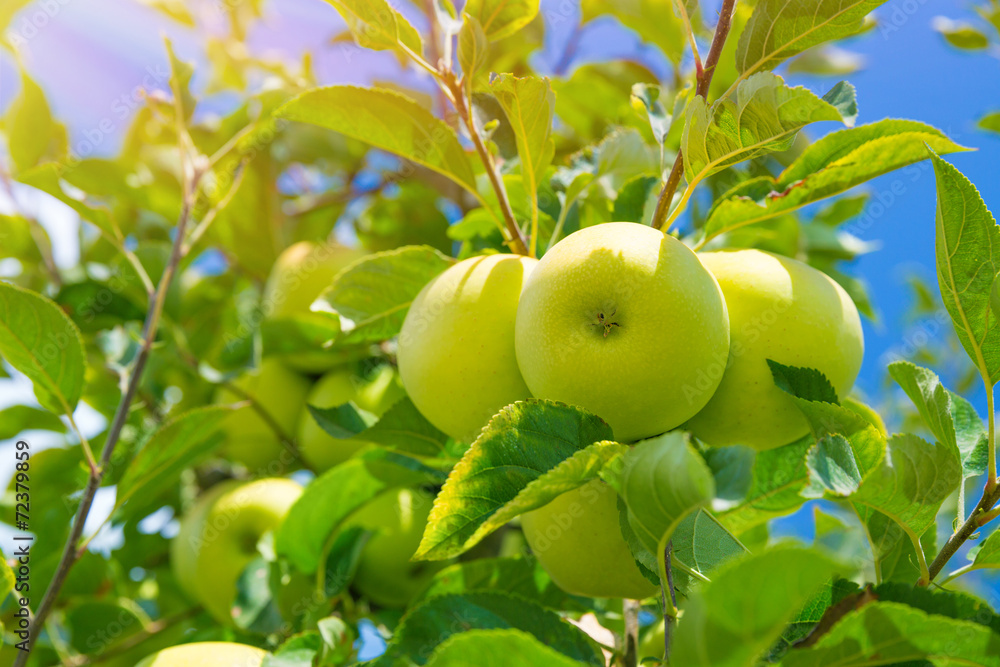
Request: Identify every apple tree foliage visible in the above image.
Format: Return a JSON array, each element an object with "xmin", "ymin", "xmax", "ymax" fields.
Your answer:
[{"xmin": 2, "ymin": 0, "xmax": 1000, "ymax": 665}]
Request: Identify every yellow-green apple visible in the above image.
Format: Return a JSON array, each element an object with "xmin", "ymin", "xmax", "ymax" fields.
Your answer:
[
  {"xmin": 639, "ymin": 620, "xmax": 666, "ymax": 661},
  {"xmin": 135, "ymin": 642, "xmax": 267, "ymax": 666},
  {"xmin": 398, "ymin": 254, "xmax": 538, "ymax": 441},
  {"xmin": 514, "ymin": 222, "xmax": 730, "ymax": 442},
  {"xmin": 347, "ymin": 488, "xmax": 445, "ymax": 607},
  {"xmin": 170, "ymin": 478, "xmax": 303, "ymax": 624},
  {"xmin": 521, "ymin": 479, "xmax": 657, "ymax": 599},
  {"xmin": 685, "ymin": 249, "xmax": 864, "ymax": 450},
  {"xmin": 216, "ymin": 359, "xmax": 310, "ymax": 471},
  {"xmin": 262, "ymin": 241, "xmax": 365, "ymax": 373},
  {"xmin": 297, "ymin": 364, "xmax": 405, "ymax": 471}
]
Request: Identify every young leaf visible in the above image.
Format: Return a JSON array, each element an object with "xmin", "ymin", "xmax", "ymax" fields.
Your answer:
[
  {"xmin": 463, "ymin": 0, "xmax": 539, "ymax": 40},
  {"xmin": 115, "ymin": 405, "xmax": 234, "ymax": 516},
  {"xmin": 276, "ymin": 449, "xmax": 445, "ymax": 573},
  {"xmin": 490, "ymin": 74, "xmax": 555, "ymax": 254},
  {"xmin": 425, "ymin": 629, "xmax": 590, "ymax": 667},
  {"xmin": 318, "ymin": 245, "xmax": 454, "ymax": 344},
  {"xmin": 850, "ymin": 434, "xmax": 962, "ymax": 576},
  {"xmin": 322, "ymin": 0, "xmax": 423, "ymax": 59},
  {"xmin": 781, "ymin": 601, "xmax": 1000, "ymax": 666},
  {"xmin": 932, "ymin": 153, "xmax": 1000, "ymax": 385},
  {"xmin": 0, "ymin": 282, "xmax": 85, "ymax": 417},
  {"xmin": 278, "ymin": 87, "xmax": 477, "ymax": 194},
  {"xmin": 309, "ymin": 397, "xmax": 450, "ymax": 458},
  {"xmin": 699, "ymin": 119, "xmax": 967, "ymax": 246},
  {"xmin": 458, "ymin": 13, "xmax": 489, "ymax": 84},
  {"xmin": 415, "ymin": 400, "xmax": 614, "ymax": 561},
  {"xmin": 630, "ymin": 83, "xmax": 671, "ymax": 147},
  {"xmin": 373, "ymin": 592, "xmax": 603, "ymax": 666},
  {"xmin": 0, "ymin": 405, "xmax": 67, "ymax": 439},
  {"xmin": 672, "ymin": 546, "xmax": 841, "ymax": 667},
  {"xmin": 3, "ymin": 67, "xmax": 66, "ymax": 172},
  {"xmin": 736, "ymin": 0, "xmax": 887, "ymax": 78},
  {"xmin": 615, "ymin": 432, "xmax": 715, "ymax": 563},
  {"xmin": 683, "ymin": 75, "xmax": 856, "ymax": 185}
]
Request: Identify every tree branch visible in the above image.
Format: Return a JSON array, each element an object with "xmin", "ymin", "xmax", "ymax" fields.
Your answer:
[
  {"xmin": 664, "ymin": 540, "xmax": 678, "ymax": 661},
  {"xmin": 13, "ymin": 164, "xmax": 202, "ymax": 667},
  {"xmin": 651, "ymin": 0, "xmax": 738, "ymax": 231}
]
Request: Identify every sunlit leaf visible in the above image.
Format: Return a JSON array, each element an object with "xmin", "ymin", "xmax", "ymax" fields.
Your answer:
[
  {"xmin": 322, "ymin": 0, "xmax": 423, "ymax": 59},
  {"xmin": 463, "ymin": 0, "xmax": 539, "ymax": 40},
  {"xmin": 581, "ymin": 0, "xmax": 686, "ymax": 64}
]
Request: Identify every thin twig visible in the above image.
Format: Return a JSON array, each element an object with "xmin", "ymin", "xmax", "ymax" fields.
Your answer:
[
  {"xmin": 622, "ymin": 599, "xmax": 640, "ymax": 667},
  {"xmin": 651, "ymin": 0, "xmax": 738, "ymax": 231},
  {"xmin": 664, "ymin": 540, "xmax": 678, "ymax": 662},
  {"xmin": 13, "ymin": 156, "xmax": 202, "ymax": 667}
]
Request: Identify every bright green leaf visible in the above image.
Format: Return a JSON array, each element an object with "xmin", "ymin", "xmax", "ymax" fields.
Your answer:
[
  {"xmin": 319, "ymin": 245, "xmax": 454, "ymax": 344},
  {"xmin": 932, "ymin": 153, "xmax": 1000, "ymax": 385},
  {"xmin": 458, "ymin": 13, "xmax": 489, "ymax": 84},
  {"xmin": 322, "ymin": 0, "xmax": 423, "ymax": 59},
  {"xmin": 933, "ymin": 17, "xmax": 991, "ymax": 50},
  {"xmin": 425, "ymin": 628, "xmax": 590, "ymax": 667},
  {"xmin": 278, "ymin": 87, "xmax": 477, "ymax": 194},
  {"xmin": 0, "ymin": 282, "xmax": 85, "ymax": 417},
  {"xmin": 2, "ymin": 67, "xmax": 65, "ymax": 172},
  {"xmin": 415, "ymin": 400, "xmax": 613, "ymax": 561},
  {"xmin": 0, "ymin": 405, "xmax": 66, "ymax": 440},
  {"xmin": 463, "ymin": 0, "xmax": 539, "ymax": 40}
]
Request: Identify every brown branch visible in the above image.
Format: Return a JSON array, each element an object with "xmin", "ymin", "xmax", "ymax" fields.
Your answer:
[
  {"xmin": 13, "ymin": 162, "xmax": 202, "ymax": 667},
  {"xmin": 664, "ymin": 540, "xmax": 678, "ymax": 661},
  {"xmin": 651, "ymin": 0, "xmax": 738, "ymax": 231}
]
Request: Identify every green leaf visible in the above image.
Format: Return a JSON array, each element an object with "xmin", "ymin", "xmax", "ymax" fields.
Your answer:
[
  {"xmin": 425, "ymin": 629, "xmax": 590, "ymax": 667},
  {"xmin": 671, "ymin": 508, "xmax": 749, "ymax": 581},
  {"xmin": 850, "ymin": 434, "xmax": 962, "ymax": 574},
  {"xmin": 373, "ymin": 592, "xmax": 602, "ymax": 666},
  {"xmin": 490, "ymin": 74, "xmax": 555, "ymax": 254},
  {"xmin": 934, "ymin": 17, "xmax": 990, "ymax": 50},
  {"xmin": 683, "ymin": 74, "xmax": 855, "ymax": 185},
  {"xmin": 322, "ymin": 0, "xmax": 423, "ymax": 59},
  {"xmin": 700, "ymin": 120, "xmax": 967, "ymax": 245},
  {"xmin": 932, "ymin": 153, "xmax": 1000, "ymax": 385},
  {"xmin": 581, "ymin": 0, "xmax": 686, "ymax": 64},
  {"xmin": 969, "ymin": 528, "xmax": 1000, "ymax": 572},
  {"xmin": 0, "ymin": 405, "xmax": 67, "ymax": 440},
  {"xmin": 2, "ymin": 67, "xmax": 65, "ymax": 172},
  {"xmin": 264, "ymin": 633, "xmax": 323, "ymax": 667},
  {"xmin": 164, "ymin": 38, "xmax": 195, "ymax": 121},
  {"xmin": 888, "ymin": 360, "xmax": 988, "ymax": 522},
  {"xmin": 416, "ymin": 557, "xmax": 580, "ymax": 610},
  {"xmin": 415, "ymin": 400, "xmax": 614, "ymax": 560},
  {"xmin": 0, "ymin": 550, "xmax": 14, "ymax": 603},
  {"xmin": 612, "ymin": 175, "xmax": 659, "ymax": 224},
  {"xmin": 55, "ymin": 280, "xmax": 146, "ymax": 333},
  {"xmin": 116, "ymin": 405, "xmax": 233, "ymax": 511},
  {"xmin": 276, "ymin": 449, "xmax": 445, "ymax": 573},
  {"xmin": 673, "ymin": 546, "xmax": 840, "ymax": 667},
  {"xmin": 630, "ymin": 83, "xmax": 671, "ymax": 146},
  {"xmin": 233, "ymin": 557, "xmax": 283, "ymax": 634},
  {"xmin": 17, "ymin": 164, "xmax": 118, "ymax": 239},
  {"xmin": 0, "ymin": 282, "xmax": 85, "ymax": 416},
  {"xmin": 872, "ymin": 582, "xmax": 1000, "ymax": 635},
  {"xmin": 319, "ymin": 245, "xmax": 454, "ymax": 344},
  {"xmin": 322, "ymin": 525, "xmax": 371, "ymax": 597},
  {"xmin": 780, "ymin": 601, "xmax": 1000, "ymax": 666},
  {"xmin": 278, "ymin": 87, "xmax": 476, "ymax": 193},
  {"xmin": 614, "ymin": 432, "xmax": 715, "ymax": 570},
  {"xmin": 260, "ymin": 313, "xmax": 342, "ymax": 358},
  {"xmin": 736, "ymin": 0, "xmax": 887, "ymax": 77},
  {"xmin": 463, "ymin": 0, "xmax": 539, "ymax": 40},
  {"xmin": 716, "ymin": 437, "xmax": 813, "ymax": 534},
  {"xmin": 979, "ymin": 112, "xmax": 1000, "ymax": 136},
  {"xmin": 458, "ymin": 13, "xmax": 489, "ymax": 83},
  {"xmin": 309, "ymin": 397, "xmax": 450, "ymax": 458},
  {"xmin": 768, "ymin": 361, "xmax": 839, "ymax": 404}
]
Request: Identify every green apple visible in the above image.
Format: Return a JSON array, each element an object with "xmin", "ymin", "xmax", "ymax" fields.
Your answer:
[
  {"xmin": 216, "ymin": 359, "xmax": 310, "ymax": 471},
  {"xmin": 515, "ymin": 222, "xmax": 730, "ymax": 442},
  {"xmin": 347, "ymin": 488, "xmax": 445, "ymax": 607},
  {"xmin": 135, "ymin": 642, "xmax": 267, "ymax": 666},
  {"xmin": 297, "ymin": 364, "xmax": 405, "ymax": 471},
  {"xmin": 521, "ymin": 479, "xmax": 657, "ymax": 599},
  {"xmin": 685, "ymin": 249, "xmax": 864, "ymax": 450},
  {"xmin": 262, "ymin": 240, "xmax": 365, "ymax": 373},
  {"xmin": 170, "ymin": 478, "xmax": 303, "ymax": 624},
  {"xmin": 398, "ymin": 254, "xmax": 538, "ymax": 441},
  {"xmin": 638, "ymin": 620, "xmax": 666, "ymax": 662}
]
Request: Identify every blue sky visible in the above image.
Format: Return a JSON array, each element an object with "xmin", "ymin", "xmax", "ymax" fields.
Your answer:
[{"xmin": 1, "ymin": 0, "xmax": 999, "ymax": 591}]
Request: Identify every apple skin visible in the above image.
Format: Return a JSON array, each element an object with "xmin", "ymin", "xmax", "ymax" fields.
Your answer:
[
  {"xmin": 134, "ymin": 642, "xmax": 267, "ymax": 667},
  {"xmin": 398, "ymin": 254, "xmax": 538, "ymax": 441},
  {"xmin": 347, "ymin": 488, "xmax": 445, "ymax": 607},
  {"xmin": 262, "ymin": 241, "xmax": 365, "ymax": 373},
  {"xmin": 515, "ymin": 222, "xmax": 730, "ymax": 442},
  {"xmin": 297, "ymin": 364, "xmax": 405, "ymax": 471},
  {"xmin": 521, "ymin": 479, "xmax": 657, "ymax": 599},
  {"xmin": 217, "ymin": 359, "xmax": 310, "ymax": 471},
  {"xmin": 685, "ymin": 249, "xmax": 864, "ymax": 450},
  {"xmin": 170, "ymin": 478, "xmax": 303, "ymax": 625},
  {"xmin": 638, "ymin": 620, "xmax": 666, "ymax": 661}
]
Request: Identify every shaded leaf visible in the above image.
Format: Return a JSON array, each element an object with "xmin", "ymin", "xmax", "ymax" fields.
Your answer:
[
  {"xmin": 425, "ymin": 628, "xmax": 588, "ymax": 667},
  {"xmin": 309, "ymin": 397, "xmax": 450, "ymax": 458},
  {"xmin": 416, "ymin": 557, "xmax": 580, "ymax": 610},
  {"xmin": 0, "ymin": 405, "xmax": 66, "ymax": 440}
]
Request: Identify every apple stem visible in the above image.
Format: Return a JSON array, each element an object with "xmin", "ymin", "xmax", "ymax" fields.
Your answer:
[
  {"xmin": 12, "ymin": 115, "xmax": 204, "ymax": 667},
  {"xmin": 651, "ymin": 0, "xmax": 738, "ymax": 231}
]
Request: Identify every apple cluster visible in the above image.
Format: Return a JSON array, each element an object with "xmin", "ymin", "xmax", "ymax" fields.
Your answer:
[{"xmin": 398, "ymin": 221, "xmax": 864, "ymax": 598}]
